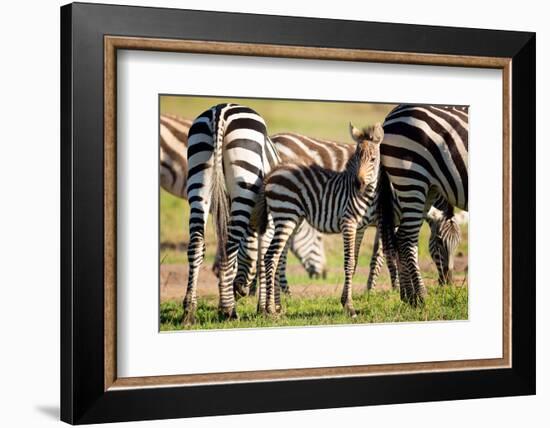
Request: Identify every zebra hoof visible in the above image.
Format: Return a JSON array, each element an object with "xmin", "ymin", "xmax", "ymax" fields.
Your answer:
[
  {"xmin": 219, "ymin": 307, "xmax": 239, "ymax": 321},
  {"xmin": 182, "ymin": 308, "xmax": 196, "ymax": 327},
  {"xmin": 344, "ymin": 305, "xmax": 357, "ymax": 318},
  {"xmin": 234, "ymin": 284, "xmax": 250, "ymax": 299},
  {"xmin": 266, "ymin": 304, "xmax": 278, "ymax": 316}
]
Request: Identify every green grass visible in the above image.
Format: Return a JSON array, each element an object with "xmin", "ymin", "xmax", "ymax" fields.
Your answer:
[{"xmin": 160, "ymin": 286, "xmax": 468, "ymax": 331}]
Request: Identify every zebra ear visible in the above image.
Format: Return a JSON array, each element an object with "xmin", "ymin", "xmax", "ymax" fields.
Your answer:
[
  {"xmin": 371, "ymin": 123, "xmax": 384, "ymax": 144},
  {"xmin": 349, "ymin": 122, "xmax": 363, "ymax": 143}
]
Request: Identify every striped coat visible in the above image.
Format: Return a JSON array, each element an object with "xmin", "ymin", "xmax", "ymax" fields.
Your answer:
[{"xmin": 380, "ymin": 104, "xmax": 468, "ymax": 305}]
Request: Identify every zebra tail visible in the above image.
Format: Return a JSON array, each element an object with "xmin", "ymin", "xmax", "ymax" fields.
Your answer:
[
  {"xmin": 378, "ymin": 169, "xmax": 398, "ymax": 264},
  {"xmin": 250, "ymin": 186, "xmax": 268, "ymax": 235},
  {"xmin": 209, "ymin": 115, "xmax": 230, "ymax": 261}
]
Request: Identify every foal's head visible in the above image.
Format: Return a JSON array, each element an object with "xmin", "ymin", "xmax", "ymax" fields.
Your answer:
[{"xmin": 349, "ymin": 122, "xmax": 384, "ymax": 192}]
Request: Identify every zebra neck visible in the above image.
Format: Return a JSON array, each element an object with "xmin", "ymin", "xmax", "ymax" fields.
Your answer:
[{"xmin": 358, "ymin": 173, "xmax": 382, "ymax": 227}]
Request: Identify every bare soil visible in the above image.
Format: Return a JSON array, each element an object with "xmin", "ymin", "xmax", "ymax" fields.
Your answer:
[{"xmin": 160, "ymin": 255, "xmax": 468, "ymax": 303}]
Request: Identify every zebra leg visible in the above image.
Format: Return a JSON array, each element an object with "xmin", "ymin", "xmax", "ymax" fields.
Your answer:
[
  {"xmin": 290, "ymin": 221, "xmax": 326, "ymax": 279},
  {"xmin": 341, "ymin": 223, "xmax": 359, "ymax": 317},
  {"xmin": 396, "ymin": 218, "xmax": 426, "ymax": 306},
  {"xmin": 256, "ymin": 220, "xmax": 274, "ymax": 314},
  {"xmin": 387, "ymin": 250, "xmax": 399, "ymax": 289},
  {"xmin": 428, "ymin": 236, "xmax": 446, "ymax": 286},
  {"xmin": 216, "ymin": 225, "xmax": 245, "ymax": 320},
  {"xmin": 366, "ymin": 228, "xmax": 384, "ymax": 291},
  {"xmin": 265, "ymin": 219, "xmax": 297, "ymax": 315},
  {"xmin": 233, "ymin": 229, "xmax": 258, "ymax": 297},
  {"xmin": 211, "ymin": 239, "xmax": 222, "ymax": 278},
  {"xmin": 353, "ymin": 227, "xmax": 366, "ymax": 276},
  {"xmin": 182, "ymin": 192, "xmax": 212, "ymax": 327},
  {"xmin": 276, "ymin": 240, "xmax": 292, "ymax": 295}
]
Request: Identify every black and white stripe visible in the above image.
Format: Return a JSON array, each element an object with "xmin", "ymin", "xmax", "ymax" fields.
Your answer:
[
  {"xmin": 380, "ymin": 104, "xmax": 468, "ymax": 305},
  {"xmin": 253, "ymin": 124, "xmax": 384, "ymax": 316},
  {"xmin": 160, "ymin": 114, "xmax": 192, "ymax": 199}
]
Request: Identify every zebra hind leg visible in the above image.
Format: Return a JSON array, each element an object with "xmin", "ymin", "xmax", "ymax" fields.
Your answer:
[
  {"xmin": 216, "ymin": 226, "xmax": 246, "ymax": 320},
  {"xmin": 183, "ymin": 229, "xmax": 205, "ymax": 326},
  {"xmin": 366, "ymin": 228, "xmax": 384, "ymax": 291},
  {"xmin": 265, "ymin": 220, "xmax": 297, "ymax": 315},
  {"xmin": 233, "ymin": 229, "xmax": 258, "ymax": 298},
  {"xmin": 396, "ymin": 221, "xmax": 426, "ymax": 306},
  {"xmin": 276, "ymin": 240, "xmax": 292, "ymax": 296}
]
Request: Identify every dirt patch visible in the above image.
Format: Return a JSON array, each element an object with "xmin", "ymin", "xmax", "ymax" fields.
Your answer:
[{"xmin": 160, "ymin": 255, "xmax": 468, "ymax": 303}]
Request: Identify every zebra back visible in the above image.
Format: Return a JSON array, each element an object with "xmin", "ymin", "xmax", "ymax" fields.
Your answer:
[
  {"xmin": 159, "ymin": 114, "xmax": 192, "ymax": 198},
  {"xmin": 382, "ymin": 104, "xmax": 469, "ymax": 211},
  {"xmin": 271, "ymin": 132, "xmax": 354, "ymax": 171}
]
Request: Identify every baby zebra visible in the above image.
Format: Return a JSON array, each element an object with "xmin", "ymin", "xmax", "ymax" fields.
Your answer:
[{"xmin": 253, "ymin": 123, "xmax": 384, "ymax": 316}]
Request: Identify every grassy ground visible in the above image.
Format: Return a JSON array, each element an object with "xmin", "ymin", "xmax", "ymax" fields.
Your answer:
[
  {"xmin": 160, "ymin": 189, "xmax": 469, "ymax": 330},
  {"xmin": 161, "ymin": 286, "xmax": 468, "ymax": 331},
  {"xmin": 159, "ymin": 95, "xmax": 468, "ymax": 330}
]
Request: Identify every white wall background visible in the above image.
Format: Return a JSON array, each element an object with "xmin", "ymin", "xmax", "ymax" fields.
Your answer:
[{"xmin": 0, "ymin": 0, "xmax": 546, "ymax": 426}]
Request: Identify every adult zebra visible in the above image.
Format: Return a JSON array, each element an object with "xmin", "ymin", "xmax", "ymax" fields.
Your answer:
[
  {"xmin": 253, "ymin": 124, "xmax": 384, "ymax": 316},
  {"xmin": 184, "ymin": 103, "xmax": 285, "ymax": 323},
  {"xmin": 380, "ymin": 104, "xmax": 468, "ymax": 305},
  {"xmin": 159, "ymin": 113, "xmax": 327, "ymax": 292}
]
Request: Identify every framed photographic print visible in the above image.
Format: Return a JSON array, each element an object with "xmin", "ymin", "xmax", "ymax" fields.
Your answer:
[{"xmin": 60, "ymin": 2, "xmax": 536, "ymax": 424}]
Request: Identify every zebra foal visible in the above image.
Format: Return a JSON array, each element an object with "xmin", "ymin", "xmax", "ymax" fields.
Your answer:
[{"xmin": 253, "ymin": 123, "xmax": 384, "ymax": 316}]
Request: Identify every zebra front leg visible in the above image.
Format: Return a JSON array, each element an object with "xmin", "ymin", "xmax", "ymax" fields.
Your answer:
[
  {"xmin": 341, "ymin": 223, "xmax": 358, "ymax": 317},
  {"xmin": 353, "ymin": 227, "xmax": 366, "ymax": 276}
]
